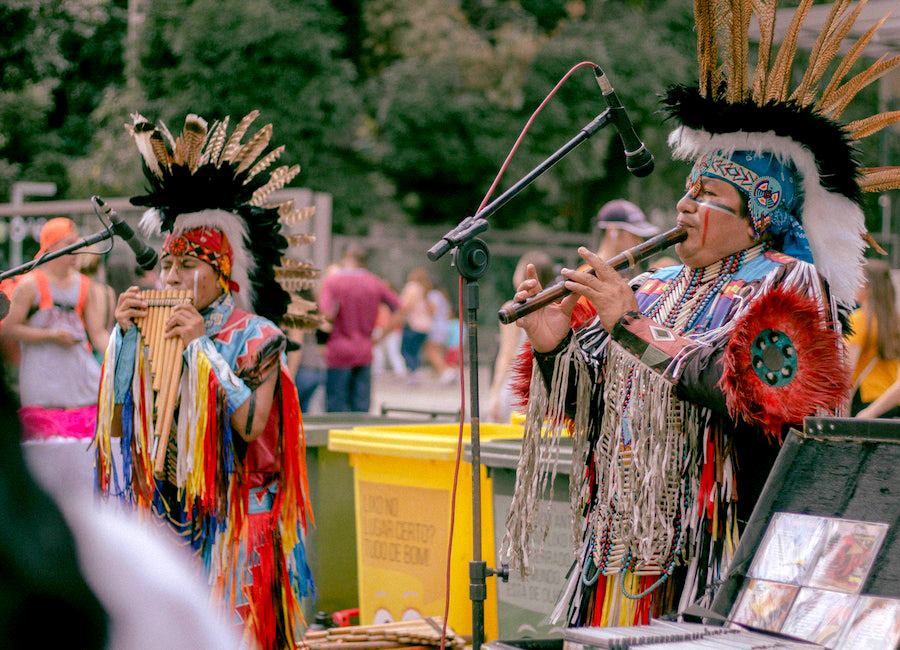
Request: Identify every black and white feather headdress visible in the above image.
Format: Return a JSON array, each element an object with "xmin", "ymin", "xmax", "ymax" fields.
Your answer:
[
  {"xmin": 665, "ymin": 0, "xmax": 900, "ymax": 308},
  {"xmin": 126, "ymin": 111, "xmax": 322, "ymax": 329}
]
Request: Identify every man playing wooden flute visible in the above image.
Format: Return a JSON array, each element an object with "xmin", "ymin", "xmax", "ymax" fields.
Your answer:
[
  {"xmin": 95, "ymin": 111, "xmax": 315, "ymax": 650},
  {"xmin": 501, "ymin": 0, "xmax": 899, "ymax": 630}
]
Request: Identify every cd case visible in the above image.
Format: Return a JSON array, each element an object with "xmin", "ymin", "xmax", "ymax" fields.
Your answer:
[
  {"xmin": 732, "ymin": 513, "xmax": 895, "ymax": 648},
  {"xmin": 747, "ymin": 514, "xmax": 887, "ymax": 593}
]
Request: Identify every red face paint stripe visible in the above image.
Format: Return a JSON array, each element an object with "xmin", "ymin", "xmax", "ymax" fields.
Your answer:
[{"xmin": 701, "ymin": 206, "xmax": 710, "ymax": 247}]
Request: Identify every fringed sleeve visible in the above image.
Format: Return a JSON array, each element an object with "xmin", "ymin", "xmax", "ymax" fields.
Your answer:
[
  {"xmin": 500, "ymin": 313, "xmax": 607, "ymax": 578},
  {"xmin": 95, "ymin": 325, "xmax": 151, "ymax": 500}
]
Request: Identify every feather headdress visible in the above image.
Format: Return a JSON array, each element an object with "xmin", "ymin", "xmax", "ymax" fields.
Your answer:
[
  {"xmin": 126, "ymin": 111, "xmax": 322, "ymax": 329},
  {"xmin": 666, "ymin": 0, "xmax": 899, "ymax": 308}
]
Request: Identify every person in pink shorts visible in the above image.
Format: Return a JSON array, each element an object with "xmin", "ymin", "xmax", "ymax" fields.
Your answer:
[{"xmin": 3, "ymin": 217, "xmax": 109, "ymax": 439}]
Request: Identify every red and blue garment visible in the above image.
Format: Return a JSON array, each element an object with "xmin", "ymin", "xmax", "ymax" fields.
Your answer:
[{"xmin": 95, "ymin": 292, "xmax": 313, "ymax": 650}]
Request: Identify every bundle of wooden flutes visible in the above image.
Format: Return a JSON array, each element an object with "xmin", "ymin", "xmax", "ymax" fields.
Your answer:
[{"xmin": 301, "ymin": 617, "xmax": 466, "ymax": 650}]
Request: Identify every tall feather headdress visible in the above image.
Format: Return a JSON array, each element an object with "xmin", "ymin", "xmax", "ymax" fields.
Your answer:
[
  {"xmin": 666, "ymin": 0, "xmax": 899, "ymax": 308},
  {"xmin": 125, "ymin": 111, "xmax": 322, "ymax": 329}
]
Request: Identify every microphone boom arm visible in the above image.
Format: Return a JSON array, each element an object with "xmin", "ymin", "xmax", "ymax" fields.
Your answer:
[
  {"xmin": 0, "ymin": 227, "xmax": 116, "ymax": 282},
  {"xmin": 427, "ymin": 108, "xmax": 615, "ymax": 261}
]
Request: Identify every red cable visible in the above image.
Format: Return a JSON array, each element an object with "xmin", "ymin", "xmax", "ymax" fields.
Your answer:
[{"xmin": 439, "ymin": 61, "xmax": 598, "ymax": 650}]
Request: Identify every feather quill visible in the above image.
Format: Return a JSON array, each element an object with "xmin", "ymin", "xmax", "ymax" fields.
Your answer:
[
  {"xmin": 155, "ymin": 120, "xmax": 177, "ymax": 152},
  {"xmin": 149, "ymin": 131, "xmax": 171, "ymax": 173},
  {"xmin": 174, "ymin": 114, "xmax": 208, "ymax": 171},
  {"xmin": 244, "ymin": 145, "xmax": 284, "ymax": 183},
  {"xmin": 202, "ymin": 117, "xmax": 230, "ymax": 166},
  {"xmin": 823, "ymin": 54, "xmax": 900, "ymax": 118},
  {"xmin": 818, "ymin": 8, "xmax": 894, "ymax": 111},
  {"xmin": 250, "ymin": 165, "xmax": 301, "ymax": 206},
  {"xmin": 750, "ymin": 0, "xmax": 777, "ymax": 102},
  {"xmin": 129, "ymin": 114, "xmax": 162, "ymax": 178},
  {"xmin": 695, "ymin": 0, "xmax": 718, "ymax": 97},
  {"xmin": 764, "ymin": 0, "xmax": 814, "ymax": 102},
  {"xmin": 726, "ymin": 0, "xmax": 751, "ymax": 101},
  {"xmin": 221, "ymin": 110, "xmax": 260, "ymax": 165},
  {"xmin": 234, "ymin": 124, "xmax": 273, "ymax": 175},
  {"xmin": 279, "ymin": 205, "xmax": 316, "ymax": 226},
  {"xmin": 858, "ymin": 167, "xmax": 900, "ymax": 192},
  {"xmin": 285, "ymin": 233, "xmax": 316, "ymax": 248},
  {"xmin": 847, "ymin": 111, "xmax": 900, "ymax": 140},
  {"xmin": 277, "ymin": 258, "xmax": 318, "ymax": 271},
  {"xmin": 791, "ymin": 0, "xmax": 855, "ymax": 105}
]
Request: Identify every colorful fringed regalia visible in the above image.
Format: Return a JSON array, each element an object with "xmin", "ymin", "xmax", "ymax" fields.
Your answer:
[
  {"xmin": 501, "ymin": 0, "xmax": 900, "ymax": 631},
  {"xmin": 94, "ymin": 110, "xmax": 321, "ymax": 650}
]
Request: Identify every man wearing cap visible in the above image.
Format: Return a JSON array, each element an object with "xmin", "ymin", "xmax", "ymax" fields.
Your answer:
[
  {"xmin": 594, "ymin": 199, "xmax": 659, "ymax": 279},
  {"xmin": 2, "ymin": 217, "xmax": 110, "ymax": 440}
]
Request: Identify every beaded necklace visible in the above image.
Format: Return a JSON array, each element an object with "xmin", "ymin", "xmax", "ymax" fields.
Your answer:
[{"xmin": 645, "ymin": 243, "xmax": 767, "ymax": 334}]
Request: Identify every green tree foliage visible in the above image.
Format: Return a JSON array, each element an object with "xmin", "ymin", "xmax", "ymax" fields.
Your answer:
[
  {"xmin": 8, "ymin": 0, "xmax": 893, "ymax": 242},
  {"xmin": 358, "ymin": 0, "xmax": 696, "ymax": 231},
  {"xmin": 0, "ymin": 0, "xmax": 126, "ymax": 200},
  {"xmin": 132, "ymin": 0, "xmax": 398, "ymax": 233}
]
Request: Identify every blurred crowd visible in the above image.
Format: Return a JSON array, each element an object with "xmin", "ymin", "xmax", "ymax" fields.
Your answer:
[{"xmin": 5, "ymin": 213, "xmax": 900, "ymax": 431}]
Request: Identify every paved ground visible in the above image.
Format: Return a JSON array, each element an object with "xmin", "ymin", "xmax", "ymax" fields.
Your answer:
[{"xmin": 304, "ymin": 364, "xmax": 495, "ymax": 421}]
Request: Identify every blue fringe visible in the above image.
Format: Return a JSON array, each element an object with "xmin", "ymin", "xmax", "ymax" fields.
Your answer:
[{"xmin": 118, "ymin": 390, "xmax": 134, "ymax": 500}]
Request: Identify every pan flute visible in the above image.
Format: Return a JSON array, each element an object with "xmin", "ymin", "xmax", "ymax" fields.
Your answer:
[{"xmin": 134, "ymin": 289, "xmax": 193, "ymax": 475}]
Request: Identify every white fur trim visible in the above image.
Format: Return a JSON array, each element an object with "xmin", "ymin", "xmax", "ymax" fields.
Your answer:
[
  {"xmin": 162, "ymin": 209, "xmax": 255, "ymax": 312},
  {"xmin": 667, "ymin": 126, "xmax": 865, "ymax": 307}
]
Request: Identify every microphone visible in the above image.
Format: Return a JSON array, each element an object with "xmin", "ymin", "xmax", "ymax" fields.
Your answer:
[
  {"xmin": 594, "ymin": 67, "xmax": 654, "ymax": 177},
  {"xmin": 92, "ymin": 196, "xmax": 159, "ymax": 270}
]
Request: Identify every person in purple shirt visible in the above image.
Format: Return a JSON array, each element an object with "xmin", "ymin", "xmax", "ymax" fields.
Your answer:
[{"xmin": 319, "ymin": 244, "xmax": 400, "ymax": 411}]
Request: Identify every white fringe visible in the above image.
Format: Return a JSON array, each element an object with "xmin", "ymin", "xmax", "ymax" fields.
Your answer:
[
  {"xmin": 595, "ymin": 342, "xmax": 690, "ymax": 574},
  {"xmin": 500, "ymin": 335, "xmax": 592, "ymax": 577}
]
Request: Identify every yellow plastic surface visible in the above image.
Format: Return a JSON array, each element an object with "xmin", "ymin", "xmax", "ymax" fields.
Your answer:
[{"xmin": 327, "ymin": 423, "xmax": 525, "ymax": 641}]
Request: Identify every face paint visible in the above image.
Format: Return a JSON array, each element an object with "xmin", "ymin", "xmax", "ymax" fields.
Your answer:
[
  {"xmin": 701, "ymin": 205, "xmax": 709, "ymax": 247},
  {"xmin": 680, "ymin": 191, "xmax": 742, "ymax": 218}
]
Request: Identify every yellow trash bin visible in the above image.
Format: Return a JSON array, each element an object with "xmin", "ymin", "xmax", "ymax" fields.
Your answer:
[{"xmin": 328, "ymin": 423, "xmax": 524, "ymax": 640}]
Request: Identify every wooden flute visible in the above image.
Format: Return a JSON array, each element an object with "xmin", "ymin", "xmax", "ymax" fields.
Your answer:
[{"xmin": 497, "ymin": 225, "xmax": 687, "ymax": 325}]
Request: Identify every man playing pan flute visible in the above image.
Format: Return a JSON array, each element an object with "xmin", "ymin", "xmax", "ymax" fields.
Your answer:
[
  {"xmin": 502, "ymin": 0, "xmax": 900, "ymax": 630},
  {"xmin": 95, "ymin": 110, "xmax": 317, "ymax": 650}
]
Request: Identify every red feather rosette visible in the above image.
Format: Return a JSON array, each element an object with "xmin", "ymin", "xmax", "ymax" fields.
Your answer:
[{"xmin": 720, "ymin": 287, "xmax": 849, "ymax": 440}]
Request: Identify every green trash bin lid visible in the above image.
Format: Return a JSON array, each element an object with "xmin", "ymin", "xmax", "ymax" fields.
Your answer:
[{"xmin": 465, "ymin": 437, "xmax": 574, "ymax": 475}]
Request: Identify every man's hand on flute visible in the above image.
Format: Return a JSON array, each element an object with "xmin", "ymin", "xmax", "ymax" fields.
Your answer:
[
  {"xmin": 561, "ymin": 246, "xmax": 638, "ymax": 332},
  {"xmin": 513, "ymin": 264, "xmax": 580, "ymax": 353}
]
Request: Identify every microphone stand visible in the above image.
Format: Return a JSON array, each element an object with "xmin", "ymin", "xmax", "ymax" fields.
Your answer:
[
  {"xmin": 0, "ymin": 227, "xmax": 116, "ymax": 282},
  {"xmin": 427, "ymin": 106, "xmax": 620, "ymax": 650}
]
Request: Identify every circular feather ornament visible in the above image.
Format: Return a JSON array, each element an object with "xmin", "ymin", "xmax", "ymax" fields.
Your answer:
[{"xmin": 720, "ymin": 286, "xmax": 849, "ymax": 441}]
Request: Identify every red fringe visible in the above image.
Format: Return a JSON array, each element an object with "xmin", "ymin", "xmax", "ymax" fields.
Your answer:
[
  {"xmin": 720, "ymin": 287, "xmax": 849, "ymax": 440},
  {"xmin": 244, "ymin": 508, "xmax": 299, "ymax": 650},
  {"xmin": 278, "ymin": 368, "xmax": 313, "ymax": 532},
  {"xmin": 203, "ymin": 372, "xmax": 218, "ymax": 513},
  {"xmin": 591, "ymin": 574, "xmax": 607, "ymax": 626},
  {"xmin": 246, "ymin": 509, "xmax": 278, "ymax": 649}
]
